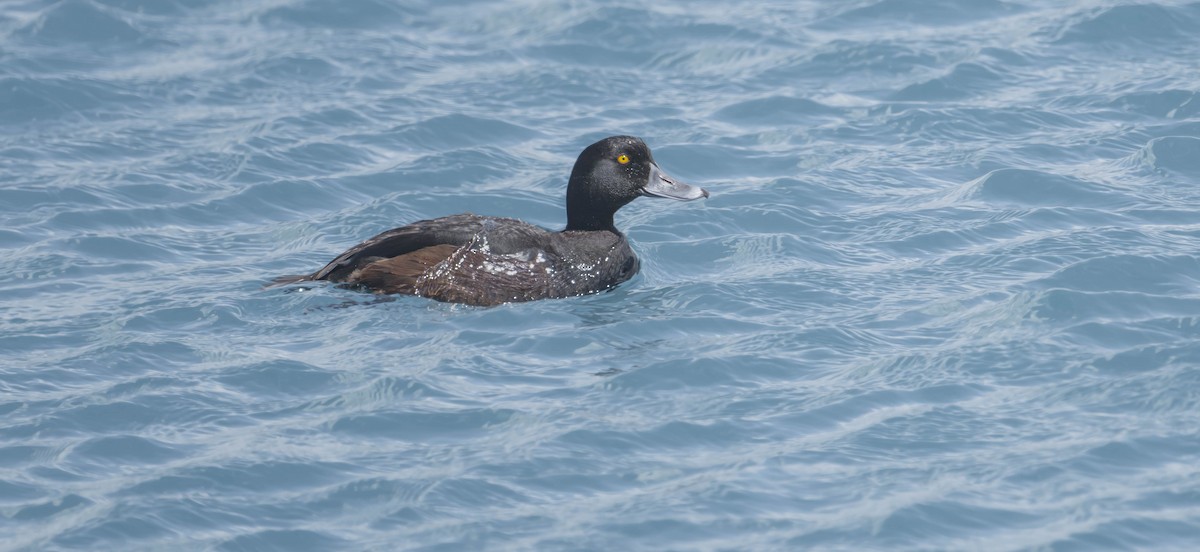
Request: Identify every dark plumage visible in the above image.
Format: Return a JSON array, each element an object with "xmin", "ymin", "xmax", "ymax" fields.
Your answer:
[{"xmin": 273, "ymin": 136, "xmax": 708, "ymax": 306}]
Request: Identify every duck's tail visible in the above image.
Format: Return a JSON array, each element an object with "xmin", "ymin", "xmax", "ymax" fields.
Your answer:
[{"xmin": 264, "ymin": 273, "xmax": 315, "ymax": 289}]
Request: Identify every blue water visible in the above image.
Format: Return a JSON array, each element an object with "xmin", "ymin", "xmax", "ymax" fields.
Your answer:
[{"xmin": 3, "ymin": 0, "xmax": 1200, "ymax": 549}]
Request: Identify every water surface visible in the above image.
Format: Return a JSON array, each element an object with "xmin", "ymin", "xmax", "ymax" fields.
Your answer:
[{"xmin": 3, "ymin": 0, "xmax": 1200, "ymax": 549}]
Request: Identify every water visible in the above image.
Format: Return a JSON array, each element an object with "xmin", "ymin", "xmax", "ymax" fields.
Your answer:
[{"xmin": 3, "ymin": 0, "xmax": 1200, "ymax": 549}]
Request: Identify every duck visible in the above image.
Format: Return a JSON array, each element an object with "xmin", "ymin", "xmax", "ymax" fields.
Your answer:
[{"xmin": 273, "ymin": 135, "xmax": 708, "ymax": 306}]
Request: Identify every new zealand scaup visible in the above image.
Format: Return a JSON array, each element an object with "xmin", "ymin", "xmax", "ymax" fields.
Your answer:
[{"xmin": 273, "ymin": 136, "xmax": 708, "ymax": 305}]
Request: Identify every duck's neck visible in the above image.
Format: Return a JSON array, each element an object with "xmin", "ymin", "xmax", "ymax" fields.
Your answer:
[
  {"xmin": 565, "ymin": 210, "xmax": 616, "ymax": 232},
  {"xmin": 565, "ymin": 175, "xmax": 621, "ymax": 232}
]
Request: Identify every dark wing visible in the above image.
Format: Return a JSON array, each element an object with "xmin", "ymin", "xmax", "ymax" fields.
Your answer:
[
  {"xmin": 345, "ymin": 244, "xmax": 462, "ymax": 295},
  {"xmin": 309, "ymin": 214, "xmax": 494, "ymax": 282}
]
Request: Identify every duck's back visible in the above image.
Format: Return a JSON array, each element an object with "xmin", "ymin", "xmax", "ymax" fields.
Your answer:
[{"xmin": 294, "ymin": 214, "xmax": 639, "ymax": 305}]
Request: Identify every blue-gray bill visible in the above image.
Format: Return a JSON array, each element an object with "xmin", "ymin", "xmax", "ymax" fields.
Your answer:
[{"xmin": 643, "ymin": 163, "xmax": 709, "ymax": 201}]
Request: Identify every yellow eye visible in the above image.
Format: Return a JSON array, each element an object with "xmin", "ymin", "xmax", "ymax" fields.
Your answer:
[{"xmin": 617, "ymin": 154, "xmax": 630, "ymax": 164}]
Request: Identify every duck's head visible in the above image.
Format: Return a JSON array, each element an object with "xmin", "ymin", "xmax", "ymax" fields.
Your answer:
[{"xmin": 565, "ymin": 136, "xmax": 708, "ymax": 232}]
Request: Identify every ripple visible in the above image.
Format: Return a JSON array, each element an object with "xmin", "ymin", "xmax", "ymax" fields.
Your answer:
[
  {"xmin": 388, "ymin": 114, "xmax": 543, "ymax": 151},
  {"xmin": 713, "ymin": 96, "xmax": 840, "ymax": 125},
  {"xmin": 1109, "ymin": 90, "xmax": 1200, "ymax": 120},
  {"xmin": 958, "ymin": 168, "xmax": 1126, "ymax": 208},
  {"xmin": 1054, "ymin": 3, "xmax": 1200, "ymax": 46},
  {"xmin": 1032, "ymin": 289, "xmax": 1200, "ymax": 327},
  {"xmin": 12, "ymin": 493, "xmax": 94, "ymax": 522},
  {"xmin": 1035, "ymin": 254, "xmax": 1200, "ymax": 294},
  {"xmin": 1136, "ymin": 136, "xmax": 1200, "ymax": 174},
  {"xmin": 818, "ymin": 0, "xmax": 1023, "ymax": 28},
  {"xmin": 218, "ymin": 529, "xmax": 348, "ymax": 552},
  {"xmin": 215, "ymin": 360, "xmax": 340, "ymax": 398},
  {"xmin": 801, "ymin": 40, "xmax": 936, "ymax": 77},
  {"xmin": 251, "ymin": 54, "xmax": 342, "ymax": 84},
  {"xmin": 91, "ymin": 0, "xmax": 198, "ymax": 16},
  {"xmin": 878, "ymin": 501, "xmax": 1040, "ymax": 542},
  {"xmin": 890, "ymin": 62, "xmax": 1008, "ymax": 102},
  {"xmin": 15, "ymin": 0, "xmax": 144, "ymax": 45},
  {"xmin": 0, "ymin": 76, "xmax": 147, "ymax": 126},
  {"xmin": 259, "ymin": 0, "xmax": 416, "ymax": 29},
  {"xmin": 124, "ymin": 460, "xmax": 352, "ymax": 497},
  {"xmin": 329, "ymin": 408, "xmax": 517, "ymax": 441},
  {"xmin": 67, "ymin": 435, "xmax": 187, "ymax": 466}
]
